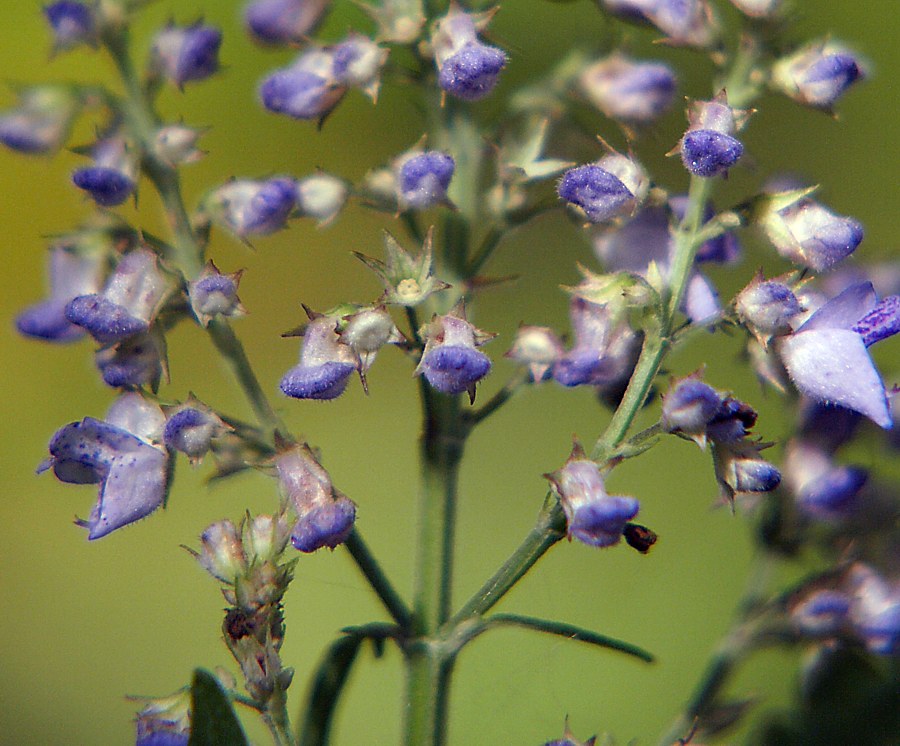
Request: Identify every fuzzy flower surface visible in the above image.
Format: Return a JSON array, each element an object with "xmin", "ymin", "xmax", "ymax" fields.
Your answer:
[
  {"xmin": 204, "ymin": 177, "xmax": 298, "ymax": 238},
  {"xmin": 280, "ymin": 312, "xmax": 358, "ymax": 400},
  {"xmin": 39, "ymin": 393, "xmax": 169, "ymax": 539},
  {"xmin": 546, "ymin": 444, "xmax": 639, "ymax": 548},
  {"xmin": 431, "ymin": 7, "xmax": 506, "ymax": 101},
  {"xmin": 558, "ymin": 153, "xmax": 648, "ymax": 223},
  {"xmin": 779, "ymin": 281, "xmax": 899, "ymax": 428},
  {"xmin": 151, "ymin": 23, "xmax": 222, "ymax": 87}
]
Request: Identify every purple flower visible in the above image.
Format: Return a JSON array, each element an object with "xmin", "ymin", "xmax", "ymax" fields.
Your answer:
[
  {"xmin": 44, "ymin": 1, "xmax": 96, "ymax": 52},
  {"xmin": 679, "ymin": 94, "xmax": 749, "ymax": 178},
  {"xmin": 260, "ymin": 48, "xmax": 345, "ymax": 120},
  {"xmin": 785, "ymin": 441, "xmax": 867, "ymax": 521},
  {"xmin": 431, "ymin": 7, "xmax": 506, "ymax": 101},
  {"xmin": 578, "ymin": 54, "xmax": 677, "ymax": 125},
  {"xmin": 546, "ymin": 444, "xmax": 639, "ymax": 548},
  {"xmin": 772, "ymin": 41, "xmax": 865, "ymax": 111},
  {"xmin": 558, "ymin": 153, "xmax": 648, "ymax": 223},
  {"xmin": 661, "ymin": 375, "xmax": 722, "ymax": 439},
  {"xmin": 846, "ymin": 564, "xmax": 900, "ymax": 655},
  {"xmin": 65, "ymin": 248, "xmax": 172, "ymax": 345},
  {"xmin": 0, "ymin": 85, "xmax": 81, "ymax": 154},
  {"xmin": 39, "ymin": 393, "xmax": 169, "ymax": 539},
  {"xmin": 275, "ymin": 444, "xmax": 356, "ymax": 552},
  {"xmin": 758, "ymin": 188, "xmax": 864, "ymax": 272},
  {"xmin": 552, "ymin": 297, "xmax": 639, "ymax": 388},
  {"xmin": 72, "ymin": 135, "xmax": 138, "ymax": 207},
  {"xmin": 95, "ymin": 331, "xmax": 165, "ymax": 389},
  {"xmin": 415, "ymin": 304, "xmax": 493, "ymax": 398},
  {"xmin": 280, "ymin": 314, "xmax": 358, "ymax": 400},
  {"xmin": 647, "ymin": 0, "xmax": 718, "ymax": 47},
  {"xmin": 778, "ymin": 282, "xmax": 898, "ymax": 428},
  {"xmin": 397, "ymin": 151, "xmax": 455, "ymax": 210},
  {"xmin": 151, "ymin": 24, "xmax": 222, "ymax": 87},
  {"xmin": 244, "ymin": 0, "xmax": 330, "ymax": 45},
  {"xmin": 204, "ymin": 177, "xmax": 298, "ymax": 237},
  {"xmin": 188, "ymin": 262, "xmax": 245, "ymax": 327},
  {"xmin": 135, "ymin": 689, "xmax": 191, "ymax": 746},
  {"xmin": 16, "ymin": 246, "xmax": 105, "ymax": 342},
  {"xmin": 735, "ymin": 273, "xmax": 804, "ymax": 346},
  {"xmin": 438, "ymin": 42, "xmax": 507, "ymax": 101}
]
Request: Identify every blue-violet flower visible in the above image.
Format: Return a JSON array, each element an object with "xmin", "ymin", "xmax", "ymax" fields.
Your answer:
[
  {"xmin": 396, "ymin": 150, "xmax": 455, "ymax": 210},
  {"xmin": 44, "ymin": 1, "xmax": 96, "ymax": 52},
  {"xmin": 771, "ymin": 41, "xmax": 865, "ymax": 111},
  {"xmin": 679, "ymin": 93, "xmax": 749, "ymax": 178},
  {"xmin": 16, "ymin": 245, "xmax": 105, "ymax": 342},
  {"xmin": 0, "ymin": 85, "xmax": 81, "ymax": 154},
  {"xmin": 578, "ymin": 54, "xmax": 677, "ymax": 125},
  {"xmin": 244, "ymin": 0, "xmax": 331, "ymax": 46},
  {"xmin": 431, "ymin": 7, "xmax": 506, "ymax": 101},
  {"xmin": 188, "ymin": 261, "xmax": 246, "ymax": 327},
  {"xmin": 39, "ymin": 392, "xmax": 168, "ymax": 539},
  {"xmin": 275, "ymin": 444, "xmax": 357, "ymax": 552},
  {"xmin": 72, "ymin": 134, "xmax": 138, "ymax": 207},
  {"xmin": 151, "ymin": 23, "xmax": 222, "ymax": 88},
  {"xmin": 280, "ymin": 312, "xmax": 358, "ymax": 400},
  {"xmin": 558, "ymin": 153, "xmax": 648, "ymax": 223},
  {"xmin": 204, "ymin": 177, "xmax": 298, "ymax": 238},
  {"xmin": 779, "ymin": 282, "xmax": 898, "ymax": 428},
  {"xmin": 65, "ymin": 247, "xmax": 172, "ymax": 344}
]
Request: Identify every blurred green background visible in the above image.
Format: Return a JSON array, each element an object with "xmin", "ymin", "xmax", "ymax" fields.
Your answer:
[{"xmin": 1, "ymin": 1, "xmax": 897, "ymax": 744}]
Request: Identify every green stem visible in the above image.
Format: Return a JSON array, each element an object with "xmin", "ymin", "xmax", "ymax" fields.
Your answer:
[
  {"xmin": 264, "ymin": 686, "xmax": 297, "ymax": 746},
  {"xmin": 345, "ymin": 530, "xmax": 413, "ymax": 630},
  {"xmin": 413, "ymin": 392, "xmax": 464, "ymax": 635},
  {"xmin": 404, "ymin": 643, "xmax": 455, "ymax": 746},
  {"xmin": 450, "ymin": 497, "xmax": 566, "ymax": 623}
]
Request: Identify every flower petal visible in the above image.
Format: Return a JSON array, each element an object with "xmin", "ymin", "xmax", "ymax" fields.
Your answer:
[{"xmin": 780, "ymin": 328, "xmax": 890, "ymax": 428}]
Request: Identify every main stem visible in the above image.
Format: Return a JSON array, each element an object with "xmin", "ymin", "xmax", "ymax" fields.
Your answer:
[{"xmin": 406, "ymin": 388, "xmax": 465, "ymax": 745}]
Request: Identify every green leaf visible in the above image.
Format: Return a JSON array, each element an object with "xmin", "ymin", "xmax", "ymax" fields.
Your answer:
[
  {"xmin": 485, "ymin": 613, "xmax": 654, "ymax": 663},
  {"xmin": 298, "ymin": 634, "xmax": 365, "ymax": 746},
  {"xmin": 188, "ymin": 669, "xmax": 248, "ymax": 746}
]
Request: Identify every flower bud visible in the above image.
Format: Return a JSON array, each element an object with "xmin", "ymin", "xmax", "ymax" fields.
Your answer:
[
  {"xmin": 44, "ymin": 1, "xmax": 97, "ymax": 52},
  {"xmin": 188, "ymin": 262, "xmax": 246, "ymax": 327},
  {"xmin": 153, "ymin": 125, "xmax": 204, "ymax": 167},
  {"xmin": 72, "ymin": 134, "xmax": 138, "ymax": 207},
  {"xmin": 151, "ymin": 23, "xmax": 222, "ymax": 88},
  {"xmin": 396, "ymin": 150, "xmax": 455, "ymax": 210},
  {"xmin": 65, "ymin": 248, "xmax": 173, "ymax": 344},
  {"xmin": 197, "ymin": 519, "xmax": 247, "ymax": 582},
  {"xmin": 260, "ymin": 48, "xmax": 345, "ymax": 120},
  {"xmin": 276, "ymin": 444, "xmax": 357, "ymax": 552},
  {"xmin": 203, "ymin": 177, "xmax": 298, "ymax": 238},
  {"xmin": 735, "ymin": 273, "xmax": 803, "ymax": 346},
  {"xmin": 339, "ymin": 305, "xmax": 403, "ymax": 377},
  {"xmin": 280, "ymin": 313, "xmax": 358, "ymax": 400},
  {"xmin": 415, "ymin": 303, "xmax": 493, "ymax": 398},
  {"xmin": 506, "ymin": 325, "xmax": 564, "ymax": 382},
  {"xmin": 714, "ymin": 441, "xmax": 781, "ymax": 498},
  {"xmin": 558, "ymin": 153, "xmax": 648, "ymax": 224},
  {"xmin": 244, "ymin": 0, "xmax": 331, "ymax": 46},
  {"xmin": 545, "ymin": 444, "xmax": 639, "ymax": 548},
  {"xmin": 0, "ymin": 85, "xmax": 82, "ymax": 154},
  {"xmin": 661, "ymin": 375, "xmax": 722, "ymax": 439},
  {"xmin": 771, "ymin": 41, "xmax": 865, "ymax": 111},
  {"xmin": 431, "ymin": 7, "xmax": 506, "ymax": 101},
  {"xmin": 679, "ymin": 93, "xmax": 749, "ymax": 178},
  {"xmin": 578, "ymin": 55, "xmax": 677, "ymax": 125},
  {"xmin": 164, "ymin": 402, "xmax": 230, "ymax": 463},
  {"xmin": 16, "ymin": 245, "xmax": 106, "ymax": 342},
  {"xmin": 242, "ymin": 513, "xmax": 292, "ymax": 564},
  {"xmin": 295, "ymin": 173, "xmax": 347, "ymax": 225},
  {"xmin": 757, "ymin": 189, "xmax": 864, "ymax": 272}
]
